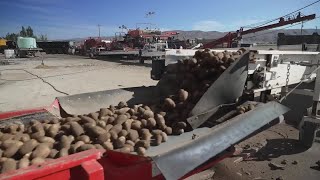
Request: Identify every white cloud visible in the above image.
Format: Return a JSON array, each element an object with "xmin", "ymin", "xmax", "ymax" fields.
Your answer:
[{"xmin": 192, "ymin": 20, "xmax": 225, "ymax": 31}]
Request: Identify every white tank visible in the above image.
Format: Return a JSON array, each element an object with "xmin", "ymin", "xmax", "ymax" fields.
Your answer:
[{"xmin": 4, "ymin": 49, "xmax": 15, "ymax": 59}]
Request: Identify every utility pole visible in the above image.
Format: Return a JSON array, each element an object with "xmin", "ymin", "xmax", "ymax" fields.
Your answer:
[{"xmin": 97, "ymin": 24, "xmax": 101, "ymax": 38}]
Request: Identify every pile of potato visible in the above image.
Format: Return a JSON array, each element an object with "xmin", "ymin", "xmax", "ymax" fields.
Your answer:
[{"xmin": 0, "ymin": 48, "xmax": 248, "ymax": 173}]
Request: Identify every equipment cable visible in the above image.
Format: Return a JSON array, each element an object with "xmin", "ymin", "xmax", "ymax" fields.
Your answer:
[{"xmin": 280, "ymin": 65, "xmax": 320, "ymax": 102}]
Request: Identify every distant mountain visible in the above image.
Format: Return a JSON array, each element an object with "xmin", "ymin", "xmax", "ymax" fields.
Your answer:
[
  {"xmin": 63, "ymin": 29, "xmax": 320, "ymax": 44},
  {"xmin": 170, "ymin": 29, "xmax": 320, "ymax": 44}
]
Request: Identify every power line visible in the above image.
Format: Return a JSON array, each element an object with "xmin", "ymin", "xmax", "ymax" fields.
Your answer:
[
  {"xmin": 243, "ymin": 0, "xmax": 320, "ymax": 29},
  {"xmin": 243, "ymin": 16, "xmax": 320, "ymax": 39}
]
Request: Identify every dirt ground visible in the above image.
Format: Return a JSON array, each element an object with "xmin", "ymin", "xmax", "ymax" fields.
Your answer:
[
  {"xmin": 0, "ymin": 54, "xmax": 156, "ymax": 112},
  {"xmin": 1, "ymin": 54, "xmax": 319, "ymax": 180}
]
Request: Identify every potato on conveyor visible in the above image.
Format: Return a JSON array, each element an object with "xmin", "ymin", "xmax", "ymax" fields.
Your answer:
[{"xmin": 31, "ymin": 143, "xmax": 51, "ymax": 159}]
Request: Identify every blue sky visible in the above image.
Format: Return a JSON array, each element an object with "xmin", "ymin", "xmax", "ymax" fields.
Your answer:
[{"xmin": 0, "ymin": 0, "xmax": 319, "ymax": 40}]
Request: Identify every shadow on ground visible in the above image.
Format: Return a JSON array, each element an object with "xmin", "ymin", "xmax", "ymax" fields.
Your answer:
[
  {"xmin": 253, "ymin": 138, "xmax": 308, "ymax": 161},
  {"xmin": 95, "ymin": 56, "xmax": 152, "ymax": 68}
]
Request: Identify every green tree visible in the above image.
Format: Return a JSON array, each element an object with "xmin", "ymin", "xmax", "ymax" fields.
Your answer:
[
  {"xmin": 5, "ymin": 33, "xmax": 18, "ymax": 41},
  {"xmin": 26, "ymin": 26, "xmax": 34, "ymax": 37},
  {"xmin": 38, "ymin": 34, "xmax": 48, "ymax": 41},
  {"xmin": 20, "ymin": 26, "xmax": 27, "ymax": 37}
]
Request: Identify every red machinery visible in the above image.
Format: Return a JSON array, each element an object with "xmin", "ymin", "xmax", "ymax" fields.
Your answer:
[
  {"xmin": 108, "ymin": 29, "xmax": 180, "ymax": 51},
  {"xmin": 203, "ymin": 12, "xmax": 316, "ymax": 48}
]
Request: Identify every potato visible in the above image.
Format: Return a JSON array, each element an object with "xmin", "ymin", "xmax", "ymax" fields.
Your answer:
[
  {"xmin": 152, "ymin": 130, "xmax": 162, "ymax": 135},
  {"xmin": 135, "ymin": 140, "xmax": 150, "ymax": 149},
  {"xmin": 0, "ymin": 149, "xmax": 3, "ymax": 157},
  {"xmin": 19, "ymin": 139, "xmax": 38, "ymax": 155},
  {"xmin": 100, "ymin": 115, "xmax": 110, "ymax": 122},
  {"xmin": 114, "ymin": 114, "xmax": 128, "ymax": 125},
  {"xmin": 30, "ymin": 120, "xmax": 40, "ymax": 126},
  {"xmin": 147, "ymin": 118, "xmax": 156, "ymax": 128},
  {"xmin": 136, "ymin": 147, "xmax": 146, "ymax": 156},
  {"xmin": 118, "ymin": 101, "xmax": 127, "ymax": 108},
  {"xmin": 131, "ymin": 115, "xmax": 138, "ymax": 120},
  {"xmin": 65, "ymin": 117, "xmax": 80, "ymax": 123},
  {"xmin": 85, "ymin": 125, "xmax": 107, "ymax": 138},
  {"xmin": 2, "ymin": 140, "xmax": 23, "ymax": 149},
  {"xmin": 107, "ymin": 117, "xmax": 115, "ymax": 124},
  {"xmin": 31, "ymin": 143, "xmax": 51, "ymax": 159},
  {"xmin": 123, "ymin": 144, "xmax": 134, "ymax": 152},
  {"xmin": 138, "ymin": 107, "xmax": 145, "ymax": 114},
  {"xmin": 37, "ymin": 136, "xmax": 55, "ymax": 144},
  {"xmin": 109, "ymin": 105, "xmax": 116, "ymax": 112},
  {"xmin": 78, "ymin": 144, "xmax": 96, "ymax": 152},
  {"xmin": 141, "ymin": 119, "xmax": 147, "ymax": 128},
  {"xmin": 99, "ymin": 108, "xmax": 113, "ymax": 119},
  {"xmin": 43, "ymin": 124, "xmax": 51, "ymax": 132},
  {"xmin": 46, "ymin": 124, "xmax": 60, "ymax": 137},
  {"xmin": 17, "ymin": 134, "xmax": 30, "ymax": 142},
  {"xmin": 155, "ymin": 114, "xmax": 165, "ymax": 126},
  {"xmin": 154, "ymin": 134, "xmax": 162, "ymax": 146},
  {"xmin": 94, "ymin": 144, "xmax": 104, "ymax": 150},
  {"xmin": 0, "ymin": 134, "xmax": 13, "ymax": 141},
  {"xmin": 102, "ymin": 141, "xmax": 113, "ymax": 150},
  {"xmin": 176, "ymin": 122, "xmax": 187, "ymax": 129},
  {"xmin": 69, "ymin": 141, "xmax": 85, "ymax": 154},
  {"xmin": 217, "ymin": 52, "xmax": 224, "ymax": 60},
  {"xmin": 104, "ymin": 124, "xmax": 113, "ymax": 132},
  {"xmin": 178, "ymin": 89, "xmax": 188, "ymax": 102},
  {"xmin": 88, "ymin": 112, "xmax": 99, "ymax": 120},
  {"xmin": 163, "ymin": 98, "xmax": 176, "ymax": 109},
  {"xmin": 109, "ymin": 131, "xmax": 118, "ymax": 141},
  {"xmin": 76, "ymin": 135, "xmax": 90, "ymax": 144},
  {"xmin": 118, "ymin": 130, "xmax": 128, "ymax": 137},
  {"xmin": 97, "ymin": 121, "xmax": 106, "ymax": 128},
  {"xmin": 31, "ymin": 157, "xmax": 45, "ymax": 165},
  {"xmin": 18, "ymin": 158, "xmax": 30, "ymax": 169},
  {"xmin": 1, "ymin": 158, "xmax": 16, "ymax": 173},
  {"xmin": 31, "ymin": 131, "xmax": 45, "ymax": 140},
  {"xmin": 117, "ymin": 146, "xmax": 131, "ymax": 153},
  {"xmin": 123, "ymin": 119, "xmax": 133, "ymax": 131},
  {"xmin": 248, "ymin": 104, "xmax": 255, "ymax": 110},
  {"xmin": 140, "ymin": 129, "xmax": 152, "ymax": 141},
  {"xmin": 125, "ymin": 140, "xmax": 135, "ymax": 147},
  {"xmin": 161, "ymin": 132, "xmax": 168, "ymax": 142},
  {"xmin": 143, "ymin": 105, "xmax": 151, "ymax": 111},
  {"xmin": 164, "ymin": 127, "xmax": 172, "ymax": 135},
  {"xmin": 97, "ymin": 133, "xmax": 111, "ymax": 143},
  {"xmin": 143, "ymin": 110, "xmax": 154, "ymax": 119},
  {"xmin": 131, "ymin": 121, "xmax": 142, "ymax": 131},
  {"xmin": 116, "ymin": 107, "xmax": 130, "ymax": 115},
  {"xmin": 110, "ymin": 124, "xmax": 122, "ymax": 134},
  {"xmin": 127, "ymin": 109, "xmax": 135, "ymax": 116},
  {"xmin": 175, "ymin": 129, "xmax": 184, "ymax": 135},
  {"xmin": 60, "ymin": 135, "xmax": 74, "ymax": 149},
  {"xmin": 49, "ymin": 118, "xmax": 60, "ymax": 124},
  {"xmin": 3, "ymin": 142, "xmax": 23, "ymax": 158},
  {"xmin": 69, "ymin": 122, "xmax": 84, "ymax": 137},
  {"xmin": 6, "ymin": 124, "xmax": 19, "ymax": 134},
  {"xmin": 79, "ymin": 115, "xmax": 96, "ymax": 125},
  {"xmin": 17, "ymin": 124, "xmax": 25, "ymax": 132},
  {"xmin": 58, "ymin": 148, "xmax": 69, "ymax": 158},
  {"xmin": 114, "ymin": 136, "xmax": 126, "ymax": 149},
  {"xmin": 159, "ymin": 111, "xmax": 166, "ymax": 117},
  {"xmin": 31, "ymin": 123, "xmax": 44, "ymax": 133},
  {"xmin": 49, "ymin": 149, "xmax": 59, "ymax": 158},
  {"xmin": 127, "ymin": 130, "xmax": 139, "ymax": 142}
]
